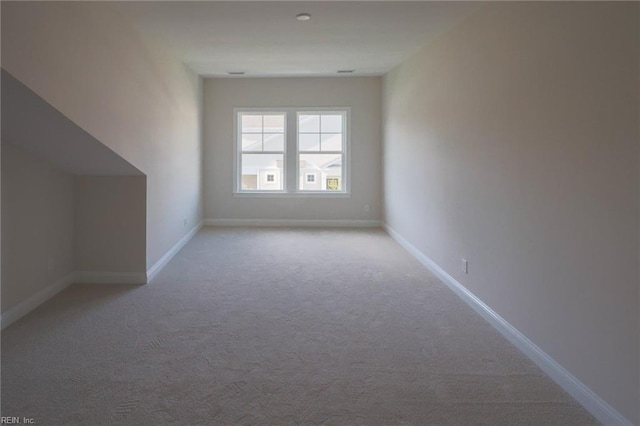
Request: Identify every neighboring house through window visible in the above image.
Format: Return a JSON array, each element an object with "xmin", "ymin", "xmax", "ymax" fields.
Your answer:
[
  {"xmin": 238, "ymin": 112, "xmax": 285, "ymax": 191},
  {"xmin": 235, "ymin": 107, "xmax": 350, "ymax": 195},
  {"xmin": 297, "ymin": 111, "xmax": 346, "ymax": 192}
]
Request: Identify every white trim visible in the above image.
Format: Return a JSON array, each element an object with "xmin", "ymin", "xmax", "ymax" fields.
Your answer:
[
  {"xmin": 295, "ymin": 108, "xmax": 351, "ymax": 195},
  {"xmin": 204, "ymin": 218, "xmax": 381, "ymax": 228},
  {"xmin": 234, "ymin": 108, "xmax": 288, "ymax": 194},
  {"xmin": 384, "ymin": 223, "xmax": 633, "ymax": 426},
  {"xmin": 1, "ymin": 272, "xmax": 74, "ymax": 330},
  {"xmin": 146, "ymin": 221, "xmax": 203, "ymax": 283},
  {"xmin": 73, "ymin": 271, "xmax": 147, "ymax": 285}
]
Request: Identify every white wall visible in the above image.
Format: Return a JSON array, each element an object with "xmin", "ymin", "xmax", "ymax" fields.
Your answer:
[
  {"xmin": 74, "ymin": 176, "xmax": 146, "ymax": 274},
  {"xmin": 1, "ymin": 143, "xmax": 74, "ymax": 313},
  {"xmin": 1, "ymin": 1, "xmax": 203, "ymax": 269},
  {"xmin": 383, "ymin": 2, "xmax": 639, "ymax": 423},
  {"xmin": 204, "ymin": 77, "xmax": 381, "ymax": 223}
]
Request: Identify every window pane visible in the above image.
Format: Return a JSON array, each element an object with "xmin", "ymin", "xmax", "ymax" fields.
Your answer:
[
  {"xmin": 299, "ymin": 153, "xmax": 343, "ymax": 191},
  {"xmin": 263, "ymin": 134, "xmax": 285, "ymax": 151},
  {"xmin": 299, "ymin": 134, "xmax": 320, "ymax": 152},
  {"xmin": 321, "ymin": 134, "xmax": 342, "ymax": 151},
  {"xmin": 321, "ymin": 114, "xmax": 342, "ymax": 133},
  {"xmin": 241, "ymin": 153, "xmax": 284, "ymax": 191},
  {"xmin": 241, "ymin": 115, "xmax": 262, "ymax": 133},
  {"xmin": 263, "ymin": 115, "xmax": 285, "ymax": 133},
  {"xmin": 242, "ymin": 134, "xmax": 262, "ymax": 151},
  {"xmin": 299, "ymin": 114, "xmax": 320, "ymax": 133}
]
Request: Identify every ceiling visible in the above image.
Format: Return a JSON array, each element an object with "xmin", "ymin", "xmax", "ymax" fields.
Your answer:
[{"xmin": 116, "ymin": 1, "xmax": 480, "ymax": 78}]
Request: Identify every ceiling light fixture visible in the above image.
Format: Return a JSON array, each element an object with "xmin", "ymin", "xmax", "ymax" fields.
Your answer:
[
  {"xmin": 296, "ymin": 13, "xmax": 311, "ymax": 21},
  {"xmin": 337, "ymin": 70, "xmax": 354, "ymax": 74},
  {"xmin": 228, "ymin": 72, "xmax": 245, "ymax": 75}
]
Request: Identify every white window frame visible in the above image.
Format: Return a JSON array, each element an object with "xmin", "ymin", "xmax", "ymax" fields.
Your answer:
[
  {"xmin": 234, "ymin": 108, "xmax": 287, "ymax": 194},
  {"xmin": 234, "ymin": 107, "xmax": 351, "ymax": 197}
]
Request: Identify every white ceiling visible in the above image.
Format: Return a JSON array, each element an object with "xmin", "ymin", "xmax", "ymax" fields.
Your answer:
[{"xmin": 116, "ymin": 1, "xmax": 480, "ymax": 78}]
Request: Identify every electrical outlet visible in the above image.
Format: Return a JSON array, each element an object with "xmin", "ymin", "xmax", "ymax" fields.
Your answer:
[
  {"xmin": 364, "ymin": 204, "xmax": 370, "ymax": 213},
  {"xmin": 183, "ymin": 218, "xmax": 188, "ymax": 227},
  {"xmin": 462, "ymin": 258, "xmax": 468, "ymax": 274}
]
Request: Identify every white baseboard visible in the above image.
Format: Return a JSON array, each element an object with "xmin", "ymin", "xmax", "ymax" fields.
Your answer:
[
  {"xmin": 204, "ymin": 218, "xmax": 382, "ymax": 228},
  {"xmin": 72, "ymin": 271, "xmax": 147, "ymax": 285},
  {"xmin": 146, "ymin": 221, "xmax": 203, "ymax": 283},
  {"xmin": 384, "ymin": 223, "xmax": 633, "ymax": 426},
  {"xmin": 1, "ymin": 272, "xmax": 74, "ymax": 330}
]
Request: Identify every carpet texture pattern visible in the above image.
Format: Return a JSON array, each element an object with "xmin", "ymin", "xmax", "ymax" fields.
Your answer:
[{"xmin": 2, "ymin": 227, "xmax": 597, "ymax": 425}]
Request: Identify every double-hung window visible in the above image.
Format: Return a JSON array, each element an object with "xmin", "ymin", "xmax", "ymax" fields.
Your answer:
[
  {"xmin": 235, "ymin": 107, "xmax": 349, "ymax": 195},
  {"xmin": 237, "ymin": 112, "xmax": 286, "ymax": 191},
  {"xmin": 297, "ymin": 111, "xmax": 346, "ymax": 192}
]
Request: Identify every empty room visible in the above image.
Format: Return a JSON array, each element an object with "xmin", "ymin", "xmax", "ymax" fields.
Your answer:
[{"xmin": 1, "ymin": 1, "xmax": 638, "ymax": 425}]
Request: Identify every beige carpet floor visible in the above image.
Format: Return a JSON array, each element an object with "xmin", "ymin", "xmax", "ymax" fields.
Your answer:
[{"xmin": 2, "ymin": 227, "xmax": 597, "ymax": 425}]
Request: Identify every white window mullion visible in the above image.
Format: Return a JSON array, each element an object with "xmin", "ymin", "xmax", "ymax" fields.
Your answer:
[{"xmin": 286, "ymin": 109, "xmax": 297, "ymax": 193}]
